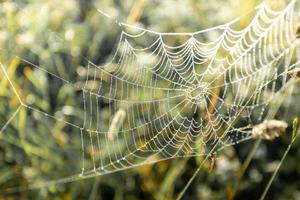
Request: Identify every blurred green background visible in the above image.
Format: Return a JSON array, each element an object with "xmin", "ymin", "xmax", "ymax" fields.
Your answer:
[{"xmin": 0, "ymin": 0, "xmax": 300, "ymax": 199}]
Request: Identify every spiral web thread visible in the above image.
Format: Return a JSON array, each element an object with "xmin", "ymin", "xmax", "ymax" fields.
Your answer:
[{"xmin": 0, "ymin": 0, "xmax": 300, "ymax": 189}]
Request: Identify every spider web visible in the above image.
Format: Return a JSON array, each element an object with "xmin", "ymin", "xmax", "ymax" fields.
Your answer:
[{"xmin": 0, "ymin": 0, "xmax": 300, "ymax": 189}]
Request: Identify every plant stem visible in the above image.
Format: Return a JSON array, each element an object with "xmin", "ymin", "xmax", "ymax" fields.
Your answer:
[
  {"xmin": 176, "ymin": 164, "xmax": 202, "ymax": 200},
  {"xmin": 259, "ymin": 118, "xmax": 299, "ymax": 200},
  {"xmin": 237, "ymin": 78, "xmax": 295, "ymax": 178},
  {"xmin": 238, "ymin": 139, "xmax": 261, "ymax": 180}
]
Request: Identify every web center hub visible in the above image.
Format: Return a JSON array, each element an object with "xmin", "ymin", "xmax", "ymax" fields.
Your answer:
[{"xmin": 186, "ymin": 83, "xmax": 208, "ymax": 106}]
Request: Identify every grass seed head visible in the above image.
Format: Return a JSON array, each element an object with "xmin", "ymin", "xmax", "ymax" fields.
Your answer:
[
  {"xmin": 288, "ymin": 68, "xmax": 300, "ymax": 79},
  {"xmin": 252, "ymin": 120, "xmax": 288, "ymax": 140}
]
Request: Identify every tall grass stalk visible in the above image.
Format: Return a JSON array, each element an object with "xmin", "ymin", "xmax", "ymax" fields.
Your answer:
[
  {"xmin": 259, "ymin": 118, "xmax": 299, "ymax": 200},
  {"xmin": 235, "ymin": 78, "xmax": 296, "ymax": 190}
]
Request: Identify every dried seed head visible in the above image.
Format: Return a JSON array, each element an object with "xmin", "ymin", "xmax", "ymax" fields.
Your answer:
[
  {"xmin": 252, "ymin": 120, "xmax": 288, "ymax": 140},
  {"xmin": 108, "ymin": 109, "xmax": 126, "ymax": 141},
  {"xmin": 288, "ymin": 68, "xmax": 300, "ymax": 79},
  {"xmin": 296, "ymin": 26, "xmax": 300, "ymax": 39}
]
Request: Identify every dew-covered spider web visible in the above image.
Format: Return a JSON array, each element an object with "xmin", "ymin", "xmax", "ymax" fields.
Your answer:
[{"xmin": 0, "ymin": 0, "xmax": 300, "ymax": 190}]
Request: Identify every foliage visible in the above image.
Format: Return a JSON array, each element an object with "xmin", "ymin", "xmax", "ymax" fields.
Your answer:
[{"xmin": 0, "ymin": 0, "xmax": 300, "ymax": 199}]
